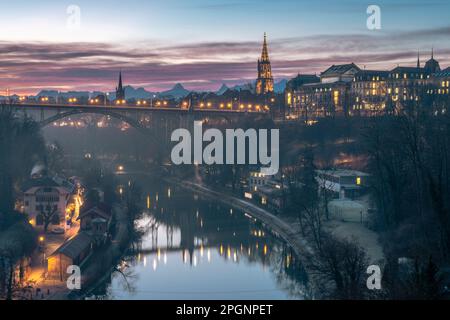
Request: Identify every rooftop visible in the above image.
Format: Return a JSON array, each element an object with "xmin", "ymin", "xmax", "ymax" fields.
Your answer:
[
  {"xmin": 316, "ymin": 169, "xmax": 370, "ymax": 177},
  {"xmin": 355, "ymin": 70, "xmax": 390, "ymax": 76},
  {"xmin": 321, "ymin": 63, "xmax": 360, "ymax": 77},
  {"xmin": 49, "ymin": 232, "xmax": 92, "ymax": 259},
  {"xmin": 390, "ymin": 66, "xmax": 425, "ymax": 73},
  {"xmin": 434, "ymin": 67, "xmax": 450, "ymax": 77},
  {"xmin": 22, "ymin": 173, "xmax": 76, "ymax": 192},
  {"xmin": 78, "ymin": 202, "xmax": 112, "ymax": 220}
]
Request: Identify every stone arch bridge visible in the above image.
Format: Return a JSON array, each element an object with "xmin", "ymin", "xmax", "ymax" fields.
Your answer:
[{"xmin": 6, "ymin": 103, "xmax": 270, "ymax": 147}]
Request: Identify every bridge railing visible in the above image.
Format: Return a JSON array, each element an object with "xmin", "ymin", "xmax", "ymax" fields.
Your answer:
[{"xmin": 9, "ymin": 101, "xmax": 270, "ymax": 114}]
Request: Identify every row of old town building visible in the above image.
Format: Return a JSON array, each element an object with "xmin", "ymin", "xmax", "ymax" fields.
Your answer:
[{"xmin": 284, "ymin": 50, "xmax": 450, "ymax": 120}]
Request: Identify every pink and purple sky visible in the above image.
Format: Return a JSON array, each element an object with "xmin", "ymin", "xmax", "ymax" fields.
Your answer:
[{"xmin": 1, "ymin": 0, "xmax": 450, "ymax": 95}]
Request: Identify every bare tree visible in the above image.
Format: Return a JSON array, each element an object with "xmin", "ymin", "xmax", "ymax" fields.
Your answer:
[
  {"xmin": 39, "ymin": 203, "xmax": 59, "ymax": 233},
  {"xmin": 307, "ymin": 234, "xmax": 370, "ymax": 299}
]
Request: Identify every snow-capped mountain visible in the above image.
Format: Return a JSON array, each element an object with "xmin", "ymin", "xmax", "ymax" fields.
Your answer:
[
  {"xmin": 30, "ymin": 79, "xmax": 286, "ymax": 102},
  {"xmin": 159, "ymin": 83, "xmax": 190, "ymax": 99},
  {"xmin": 229, "ymin": 79, "xmax": 287, "ymax": 93},
  {"xmin": 274, "ymin": 79, "xmax": 288, "ymax": 93},
  {"xmin": 36, "ymin": 90, "xmax": 104, "ymax": 98},
  {"xmin": 216, "ymin": 84, "xmax": 230, "ymax": 95}
]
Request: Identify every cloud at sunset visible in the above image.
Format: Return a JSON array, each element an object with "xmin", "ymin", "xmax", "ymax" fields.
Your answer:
[{"xmin": 1, "ymin": 26, "xmax": 449, "ymax": 95}]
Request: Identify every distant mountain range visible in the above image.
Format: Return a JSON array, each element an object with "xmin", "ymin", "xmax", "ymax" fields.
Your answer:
[
  {"xmin": 32, "ymin": 79, "xmax": 288, "ymax": 100},
  {"xmin": 217, "ymin": 79, "xmax": 287, "ymax": 95}
]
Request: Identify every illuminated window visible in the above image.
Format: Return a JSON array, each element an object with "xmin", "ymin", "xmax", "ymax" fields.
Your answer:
[
  {"xmin": 333, "ymin": 91, "xmax": 339, "ymax": 105},
  {"xmin": 356, "ymin": 177, "xmax": 361, "ymax": 185}
]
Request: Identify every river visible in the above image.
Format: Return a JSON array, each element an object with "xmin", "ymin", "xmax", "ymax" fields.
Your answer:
[{"xmin": 89, "ymin": 175, "xmax": 309, "ymax": 300}]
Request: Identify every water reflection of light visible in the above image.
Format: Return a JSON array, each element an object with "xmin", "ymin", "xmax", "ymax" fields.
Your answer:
[
  {"xmin": 196, "ymin": 210, "xmax": 199, "ymax": 218},
  {"xmin": 164, "ymin": 252, "xmax": 167, "ymax": 265},
  {"xmin": 207, "ymin": 249, "xmax": 211, "ymax": 262},
  {"xmin": 143, "ymin": 256, "xmax": 147, "ymax": 267},
  {"xmin": 183, "ymin": 250, "xmax": 188, "ymax": 264},
  {"xmin": 156, "ymin": 193, "xmax": 159, "ymax": 202},
  {"xmin": 193, "ymin": 255, "xmax": 198, "ymax": 267},
  {"xmin": 200, "ymin": 219, "xmax": 203, "ymax": 228},
  {"xmin": 227, "ymin": 246, "xmax": 231, "ymax": 260},
  {"xmin": 157, "ymin": 248, "xmax": 161, "ymax": 261},
  {"xmin": 220, "ymin": 244, "xmax": 224, "ymax": 256},
  {"xmin": 152, "ymin": 258, "xmax": 157, "ymax": 271},
  {"xmin": 230, "ymin": 208, "xmax": 233, "ymax": 215},
  {"xmin": 147, "ymin": 195, "xmax": 150, "ymax": 209},
  {"xmin": 263, "ymin": 244, "xmax": 268, "ymax": 255},
  {"xmin": 286, "ymin": 254, "xmax": 291, "ymax": 268},
  {"xmin": 200, "ymin": 244, "xmax": 204, "ymax": 257},
  {"xmin": 233, "ymin": 251, "xmax": 237, "ymax": 262},
  {"xmin": 167, "ymin": 188, "xmax": 171, "ymax": 198}
]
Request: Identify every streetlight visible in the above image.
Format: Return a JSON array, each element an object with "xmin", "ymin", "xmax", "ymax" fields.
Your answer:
[{"xmin": 151, "ymin": 94, "xmax": 156, "ymax": 108}]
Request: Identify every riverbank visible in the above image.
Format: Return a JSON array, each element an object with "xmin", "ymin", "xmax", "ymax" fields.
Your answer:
[
  {"xmin": 165, "ymin": 177, "xmax": 313, "ymax": 261},
  {"xmin": 167, "ymin": 177, "xmax": 384, "ymax": 265},
  {"xmin": 75, "ymin": 204, "xmax": 132, "ymax": 297},
  {"xmin": 38, "ymin": 203, "xmax": 132, "ymax": 300}
]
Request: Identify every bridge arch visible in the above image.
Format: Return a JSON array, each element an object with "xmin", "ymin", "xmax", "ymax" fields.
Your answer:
[
  {"xmin": 39, "ymin": 108, "xmax": 164, "ymax": 147},
  {"xmin": 40, "ymin": 108, "xmax": 149, "ymax": 134}
]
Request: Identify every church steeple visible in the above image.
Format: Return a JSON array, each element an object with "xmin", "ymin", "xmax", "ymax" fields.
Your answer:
[
  {"xmin": 256, "ymin": 33, "xmax": 274, "ymax": 95},
  {"xmin": 417, "ymin": 50, "xmax": 420, "ymax": 68},
  {"xmin": 118, "ymin": 71, "xmax": 123, "ymax": 91},
  {"xmin": 116, "ymin": 70, "xmax": 125, "ymax": 101},
  {"xmin": 261, "ymin": 32, "xmax": 270, "ymax": 62}
]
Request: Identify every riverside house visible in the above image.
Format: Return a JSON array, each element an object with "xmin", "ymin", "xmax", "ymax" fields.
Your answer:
[{"xmin": 22, "ymin": 176, "xmax": 75, "ymax": 231}]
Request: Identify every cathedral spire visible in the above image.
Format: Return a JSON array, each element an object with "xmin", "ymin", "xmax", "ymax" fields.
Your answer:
[
  {"xmin": 261, "ymin": 32, "xmax": 270, "ymax": 62},
  {"xmin": 256, "ymin": 33, "xmax": 274, "ymax": 95}
]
